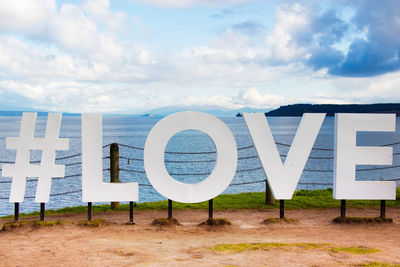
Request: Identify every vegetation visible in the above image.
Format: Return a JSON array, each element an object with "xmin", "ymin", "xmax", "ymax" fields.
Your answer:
[
  {"xmin": 198, "ymin": 218, "xmax": 231, "ymax": 226},
  {"xmin": 1, "ymin": 188, "xmax": 399, "ymax": 219},
  {"xmin": 354, "ymin": 262, "xmax": 400, "ymax": 267},
  {"xmin": 2, "ymin": 220, "xmax": 72, "ymax": 231},
  {"xmin": 1, "ymin": 218, "xmax": 106, "ymax": 231},
  {"xmin": 333, "ymin": 216, "xmax": 393, "ymax": 224},
  {"xmin": 210, "ymin": 242, "xmax": 379, "ymax": 254},
  {"xmin": 151, "ymin": 217, "xmax": 180, "ymax": 226},
  {"xmin": 262, "ymin": 217, "xmax": 298, "ymax": 224},
  {"xmin": 330, "ymin": 246, "xmax": 379, "ymax": 254},
  {"xmin": 265, "ymin": 103, "xmax": 400, "ymax": 116}
]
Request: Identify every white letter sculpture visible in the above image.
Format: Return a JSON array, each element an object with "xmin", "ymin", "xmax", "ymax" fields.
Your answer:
[
  {"xmin": 2, "ymin": 113, "xmax": 69, "ymax": 203},
  {"xmin": 243, "ymin": 113, "xmax": 325, "ymax": 199},
  {"xmin": 334, "ymin": 114, "xmax": 396, "ymax": 200},
  {"xmin": 144, "ymin": 111, "xmax": 237, "ymax": 203},
  {"xmin": 82, "ymin": 113, "xmax": 138, "ymax": 202}
]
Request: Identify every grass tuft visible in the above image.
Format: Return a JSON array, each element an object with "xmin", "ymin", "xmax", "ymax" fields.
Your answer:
[
  {"xmin": 331, "ymin": 246, "xmax": 379, "ymax": 254},
  {"xmin": 199, "ymin": 218, "xmax": 231, "ymax": 226},
  {"xmin": 333, "ymin": 217, "xmax": 393, "ymax": 224},
  {"xmin": 262, "ymin": 217, "xmax": 299, "ymax": 224},
  {"xmin": 354, "ymin": 262, "xmax": 400, "ymax": 267},
  {"xmin": 151, "ymin": 217, "xmax": 180, "ymax": 226},
  {"xmin": 2, "ymin": 220, "xmax": 71, "ymax": 231}
]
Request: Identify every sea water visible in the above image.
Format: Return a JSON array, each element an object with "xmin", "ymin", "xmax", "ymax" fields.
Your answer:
[{"xmin": 0, "ymin": 115, "xmax": 399, "ymax": 216}]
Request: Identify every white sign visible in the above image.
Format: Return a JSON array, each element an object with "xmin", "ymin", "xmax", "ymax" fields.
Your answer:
[
  {"xmin": 334, "ymin": 113, "xmax": 396, "ymax": 200},
  {"xmin": 1, "ymin": 111, "xmax": 397, "ymax": 203},
  {"xmin": 2, "ymin": 113, "xmax": 68, "ymax": 203},
  {"xmin": 243, "ymin": 113, "xmax": 325, "ymax": 199},
  {"xmin": 144, "ymin": 111, "xmax": 237, "ymax": 203},
  {"xmin": 81, "ymin": 113, "xmax": 138, "ymax": 202}
]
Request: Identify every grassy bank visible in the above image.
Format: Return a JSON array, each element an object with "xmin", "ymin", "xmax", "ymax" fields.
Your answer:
[{"xmin": 1, "ymin": 188, "xmax": 399, "ymax": 219}]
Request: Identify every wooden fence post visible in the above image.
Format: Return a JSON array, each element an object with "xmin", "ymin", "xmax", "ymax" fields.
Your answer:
[
  {"xmin": 110, "ymin": 143, "xmax": 120, "ymax": 209},
  {"xmin": 265, "ymin": 180, "xmax": 275, "ymax": 205}
]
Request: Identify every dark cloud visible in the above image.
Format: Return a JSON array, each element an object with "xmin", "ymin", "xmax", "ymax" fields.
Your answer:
[{"xmin": 305, "ymin": 1, "xmax": 400, "ymax": 77}]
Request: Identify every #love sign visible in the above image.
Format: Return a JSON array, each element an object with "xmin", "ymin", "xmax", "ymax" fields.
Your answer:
[{"xmin": 3, "ymin": 112, "xmax": 397, "ymax": 204}]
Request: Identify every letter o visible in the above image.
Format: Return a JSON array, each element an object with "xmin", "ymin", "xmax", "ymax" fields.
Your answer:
[{"xmin": 144, "ymin": 111, "xmax": 237, "ymax": 203}]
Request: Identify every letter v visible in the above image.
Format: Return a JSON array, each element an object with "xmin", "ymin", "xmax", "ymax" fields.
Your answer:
[{"xmin": 243, "ymin": 113, "xmax": 325, "ymax": 199}]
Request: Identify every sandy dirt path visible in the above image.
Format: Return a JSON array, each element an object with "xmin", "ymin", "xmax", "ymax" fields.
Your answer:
[{"xmin": 0, "ymin": 207, "xmax": 399, "ymax": 266}]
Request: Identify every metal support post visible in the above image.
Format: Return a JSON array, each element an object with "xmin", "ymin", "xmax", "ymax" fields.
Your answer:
[
  {"xmin": 380, "ymin": 200, "xmax": 386, "ymax": 218},
  {"xmin": 341, "ymin": 200, "xmax": 346, "ymax": 218},
  {"xmin": 88, "ymin": 202, "xmax": 92, "ymax": 221},
  {"xmin": 208, "ymin": 199, "xmax": 213, "ymax": 220},
  {"xmin": 168, "ymin": 199, "xmax": 172, "ymax": 220},
  {"xmin": 129, "ymin": 201, "xmax": 135, "ymax": 224},
  {"xmin": 14, "ymin": 203, "xmax": 19, "ymax": 222},
  {"xmin": 279, "ymin": 200, "xmax": 284, "ymax": 219},
  {"xmin": 40, "ymin": 203, "xmax": 45, "ymax": 221}
]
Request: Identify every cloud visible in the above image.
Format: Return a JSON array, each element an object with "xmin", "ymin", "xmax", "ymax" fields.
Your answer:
[
  {"xmin": 236, "ymin": 88, "xmax": 286, "ymax": 108},
  {"xmin": 128, "ymin": 0, "xmax": 254, "ymax": 8},
  {"xmin": 232, "ymin": 21, "xmax": 266, "ymax": 36},
  {"xmin": 265, "ymin": 3, "xmax": 348, "ymax": 65},
  {"xmin": 272, "ymin": 1, "xmax": 400, "ymax": 77},
  {"xmin": 329, "ymin": 1, "xmax": 400, "ymax": 77},
  {"xmin": 0, "ymin": 0, "xmax": 56, "ymax": 33}
]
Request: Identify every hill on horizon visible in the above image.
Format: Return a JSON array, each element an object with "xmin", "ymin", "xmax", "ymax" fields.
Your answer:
[{"xmin": 265, "ymin": 103, "xmax": 400, "ymax": 116}]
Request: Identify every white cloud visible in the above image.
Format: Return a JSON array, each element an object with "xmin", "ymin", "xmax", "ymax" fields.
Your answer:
[
  {"xmin": 81, "ymin": 0, "xmax": 126, "ymax": 31},
  {"xmin": 237, "ymin": 88, "xmax": 286, "ymax": 108},
  {"xmin": 0, "ymin": 0, "xmax": 56, "ymax": 33},
  {"xmin": 0, "ymin": 0, "xmax": 399, "ymax": 114},
  {"xmin": 128, "ymin": 0, "xmax": 254, "ymax": 8},
  {"xmin": 266, "ymin": 3, "xmax": 313, "ymax": 63}
]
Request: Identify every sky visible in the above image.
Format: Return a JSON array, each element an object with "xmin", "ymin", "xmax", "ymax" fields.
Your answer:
[{"xmin": 0, "ymin": 0, "xmax": 399, "ymax": 114}]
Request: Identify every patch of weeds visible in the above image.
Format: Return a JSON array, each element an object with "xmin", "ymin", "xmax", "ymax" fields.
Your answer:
[
  {"xmin": 151, "ymin": 218, "xmax": 180, "ymax": 226},
  {"xmin": 333, "ymin": 217, "xmax": 393, "ymax": 224},
  {"xmin": 354, "ymin": 262, "xmax": 400, "ymax": 267},
  {"xmin": 77, "ymin": 218, "xmax": 106, "ymax": 227},
  {"xmin": 211, "ymin": 242, "xmax": 327, "ymax": 253},
  {"xmin": 262, "ymin": 217, "xmax": 299, "ymax": 224},
  {"xmin": 2, "ymin": 220, "xmax": 71, "ymax": 231},
  {"xmin": 199, "ymin": 218, "xmax": 231, "ymax": 226},
  {"xmin": 331, "ymin": 246, "xmax": 379, "ymax": 254},
  {"xmin": 210, "ymin": 242, "xmax": 378, "ymax": 255}
]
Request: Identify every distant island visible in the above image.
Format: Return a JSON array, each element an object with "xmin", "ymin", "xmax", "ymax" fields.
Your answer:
[{"xmin": 263, "ymin": 103, "xmax": 400, "ymax": 117}]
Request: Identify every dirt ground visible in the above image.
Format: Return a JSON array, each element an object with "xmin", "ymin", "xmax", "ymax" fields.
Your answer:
[{"xmin": 0, "ymin": 207, "xmax": 399, "ymax": 267}]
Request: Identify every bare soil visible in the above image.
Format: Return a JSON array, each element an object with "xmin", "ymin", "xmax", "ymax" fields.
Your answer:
[{"xmin": 0, "ymin": 207, "xmax": 399, "ymax": 266}]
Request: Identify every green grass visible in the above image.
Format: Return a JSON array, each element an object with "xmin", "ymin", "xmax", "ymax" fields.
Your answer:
[
  {"xmin": 331, "ymin": 246, "xmax": 379, "ymax": 254},
  {"xmin": 355, "ymin": 262, "xmax": 400, "ymax": 267},
  {"xmin": 2, "ymin": 218, "xmax": 106, "ymax": 231},
  {"xmin": 2, "ymin": 220, "xmax": 72, "ymax": 231},
  {"xmin": 1, "ymin": 188, "xmax": 400, "ymax": 219},
  {"xmin": 210, "ymin": 242, "xmax": 378, "ymax": 254}
]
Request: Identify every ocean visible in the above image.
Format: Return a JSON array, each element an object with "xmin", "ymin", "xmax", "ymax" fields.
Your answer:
[{"xmin": 0, "ymin": 115, "xmax": 399, "ymax": 216}]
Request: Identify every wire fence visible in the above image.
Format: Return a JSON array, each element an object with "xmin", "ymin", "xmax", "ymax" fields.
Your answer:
[{"xmin": 1, "ymin": 140, "xmax": 400, "ymax": 201}]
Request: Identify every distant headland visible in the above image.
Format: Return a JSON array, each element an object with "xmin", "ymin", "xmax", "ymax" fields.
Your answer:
[{"xmin": 262, "ymin": 103, "xmax": 400, "ymax": 117}]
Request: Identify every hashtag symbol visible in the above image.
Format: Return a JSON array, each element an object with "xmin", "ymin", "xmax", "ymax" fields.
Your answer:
[{"xmin": 2, "ymin": 113, "xmax": 69, "ymax": 203}]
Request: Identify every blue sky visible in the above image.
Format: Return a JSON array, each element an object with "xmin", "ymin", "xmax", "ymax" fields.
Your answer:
[{"xmin": 0, "ymin": 0, "xmax": 399, "ymax": 113}]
